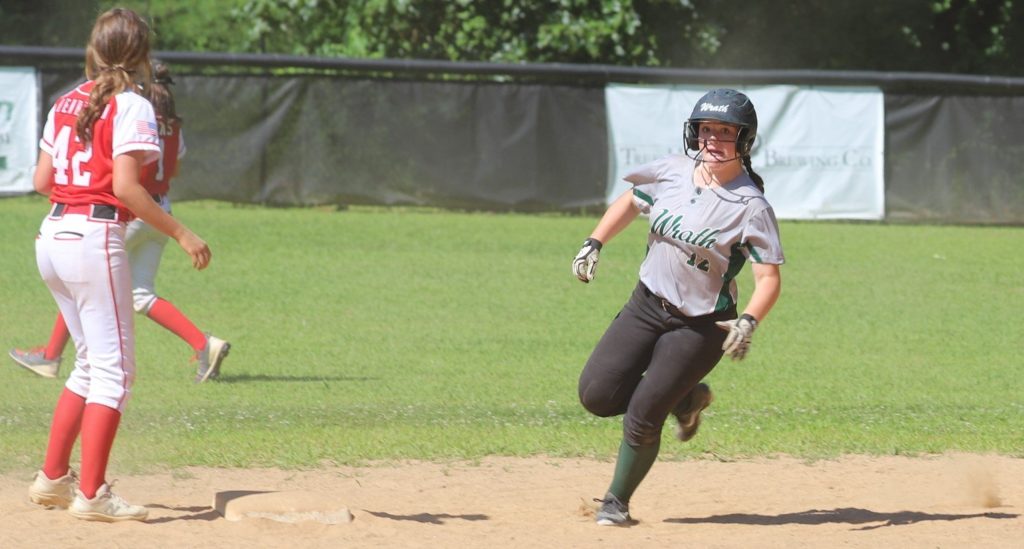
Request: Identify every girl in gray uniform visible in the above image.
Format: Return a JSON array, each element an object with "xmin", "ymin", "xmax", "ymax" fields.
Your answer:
[{"xmin": 572, "ymin": 88, "xmax": 784, "ymax": 526}]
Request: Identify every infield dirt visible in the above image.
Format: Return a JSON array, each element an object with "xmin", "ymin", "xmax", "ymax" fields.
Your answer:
[{"xmin": 2, "ymin": 453, "xmax": 1021, "ymax": 548}]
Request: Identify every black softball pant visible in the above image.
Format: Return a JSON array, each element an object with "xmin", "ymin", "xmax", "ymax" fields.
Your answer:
[{"xmin": 578, "ymin": 281, "xmax": 734, "ymax": 447}]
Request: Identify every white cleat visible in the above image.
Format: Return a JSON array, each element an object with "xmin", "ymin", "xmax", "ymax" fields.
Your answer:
[
  {"xmin": 68, "ymin": 483, "xmax": 148, "ymax": 522},
  {"xmin": 195, "ymin": 334, "xmax": 231, "ymax": 383},
  {"xmin": 28, "ymin": 469, "xmax": 78, "ymax": 508}
]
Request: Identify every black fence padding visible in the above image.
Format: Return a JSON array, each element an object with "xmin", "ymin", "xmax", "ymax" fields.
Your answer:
[
  {"xmin": 885, "ymin": 94, "xmax": 1024, "ymax": 224},
  {"xmin": 15, "ymin": 51, "xmax": 1024, "ymax": 222},
  {"xmin": 162, "ymin": 76, "xmax": 609, "ymax": 211}
]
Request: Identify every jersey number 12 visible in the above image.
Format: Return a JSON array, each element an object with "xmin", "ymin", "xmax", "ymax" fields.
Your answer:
[{"xmin": 687, "ymin": 252, "xmax": 711, "ymax": 272}]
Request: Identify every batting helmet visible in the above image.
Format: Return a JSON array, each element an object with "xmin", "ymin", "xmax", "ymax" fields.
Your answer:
[{"xmin": 684, "ymin": 88, "xmax": 758, "ymax": 156}]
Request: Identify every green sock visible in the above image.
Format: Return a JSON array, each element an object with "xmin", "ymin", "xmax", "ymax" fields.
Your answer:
[{"xmin": 607, "ymin": 438, "xmax": 661, "ymax": 502}]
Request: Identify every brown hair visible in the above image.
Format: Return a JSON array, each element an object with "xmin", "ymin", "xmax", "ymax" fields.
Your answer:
[
  {"xmin": 147, "ymin": 60, "xmax": 181, "ymax": 124},
  {"xmin": 77, "ymin": 8, "xmax": 152, "ymax": 144},
  {"xmin": 742, "ymin": 155, "xmax": 765, "ymax": 194}
]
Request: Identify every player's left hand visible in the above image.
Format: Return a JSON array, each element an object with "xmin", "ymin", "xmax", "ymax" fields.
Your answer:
[
  {"xmin": 572, "ymin": 238, "xmax": 602, "ymax": 283},
  {"xmin": 715, "ymin": 314, "xmax": 758, "ymax": 360}
]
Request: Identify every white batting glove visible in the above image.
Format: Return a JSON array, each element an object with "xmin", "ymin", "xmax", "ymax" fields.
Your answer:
[
  {"xmin": 572, "ymin": 238, "xmax": 603, "ymax": 283},
  {"xmin": 715, "ymin": 314, "xmax": 758, "ymax": 360}
]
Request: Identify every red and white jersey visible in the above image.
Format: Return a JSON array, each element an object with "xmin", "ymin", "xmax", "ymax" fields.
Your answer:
[
  {"xmin": 140, "ymin": 117, "xmax": 186, "ymax": 196},
  {"xmin": 40, "ymin": 81, "xmax": 160, "ymax": 207}
]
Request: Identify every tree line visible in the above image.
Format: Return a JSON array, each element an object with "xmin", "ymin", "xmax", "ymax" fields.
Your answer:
[{"xmin": 2, "ymin": 0, "xmax": 1021, "ymax": 76}]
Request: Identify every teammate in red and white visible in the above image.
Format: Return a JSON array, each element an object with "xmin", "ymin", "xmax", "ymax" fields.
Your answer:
[
  {"xmin": 26, "ymin": 8, "xmax": 211, "ymax": 522},
  {"xmin": 9, "ymin": 60, "xmax": 230, "ymax": 383}
]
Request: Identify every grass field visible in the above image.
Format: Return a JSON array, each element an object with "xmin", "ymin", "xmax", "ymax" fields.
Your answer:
[{"xmin": 0, "ymin": 195, "xmax": 1021, "ymax": 474}]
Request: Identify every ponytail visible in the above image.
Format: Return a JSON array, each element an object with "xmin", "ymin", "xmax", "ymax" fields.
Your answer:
[
  {"xmin": 76, "ymin": 8, "xmax": 152, "ymax": 145},
  {"xmin": 77, "ymin": 65, "xmax": 136, "ymax": 144},
  {"xmin": 148, "ymin": 61, "xmax": 180, "ymax": 124},
  {"xmin": 742, "ymin": 155, "xmax": 764, "ymax": 194}
]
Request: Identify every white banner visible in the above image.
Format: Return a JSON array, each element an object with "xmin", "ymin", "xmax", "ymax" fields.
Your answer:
[
  {"xmin": 606, "ymin": 84, "xmax": 885, "ymax": 220},
  {"xmin": 0, "ymin": 67, "xmax": 39, "ymax": 194}
]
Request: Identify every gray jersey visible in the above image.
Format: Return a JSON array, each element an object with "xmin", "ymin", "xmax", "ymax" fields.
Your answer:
[{"xmin": 627, "ymin": 154, "xmax": 785, "ymax": 317}]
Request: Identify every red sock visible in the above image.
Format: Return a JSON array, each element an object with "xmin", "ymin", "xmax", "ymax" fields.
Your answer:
[
  {"xmin": 78, "ymin": 404, "xmax": 122, "ymax": 499},
  {"xmin": 146, "ymin": 298, "xmax": 206, "ymax": 351},
  {"xmin": 42, "ymin": 389, "xmax": 86, "ymax": 480},
  {"xmin": 44, "ymin": 312, "xmax": 70, "ymax": 361}
]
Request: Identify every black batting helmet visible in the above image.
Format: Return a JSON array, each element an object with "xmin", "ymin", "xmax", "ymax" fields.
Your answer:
[{"xmin": 684, "ymin": 88, "xmax": 757, "ymax": 156}]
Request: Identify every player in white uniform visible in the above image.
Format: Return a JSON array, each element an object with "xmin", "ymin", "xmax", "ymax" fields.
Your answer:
[
  {"xmin": 9, "ymin": 61, "xmax": 230, "ymax": 383},
  {"xmin": 572, "ymin": 89, "xmax": 784, "ymax": 526},
  {"xmin": 26, "ymin": 8, "xmax": 211, "ymax": 522}
]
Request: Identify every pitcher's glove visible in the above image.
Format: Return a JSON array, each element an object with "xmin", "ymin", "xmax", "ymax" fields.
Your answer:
[
  {"xmin": 572, "ymin": 238, "xmax": 603, "ymax": 283},
  {"xmin": 715, "ymin": 314, "xmax": 758, "ymax": 360}
]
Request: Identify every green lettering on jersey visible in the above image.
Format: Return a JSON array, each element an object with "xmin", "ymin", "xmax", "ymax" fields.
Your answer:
[
  {"xmin": 651, "ymin": 209, "xmax": 683, "ymax": 237},
  {"xmin": 652, "ymin": 208, "xmax": 721, "ymax": 249},
  {"xmin": 698, "ymin": 229, "xmax": 720, "ymax": 249}
]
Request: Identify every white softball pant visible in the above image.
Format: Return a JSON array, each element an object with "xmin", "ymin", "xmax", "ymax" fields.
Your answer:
[
  {"xmin": 36, "ymin": 208, "xmax": 136, "ymax": 412},
  {"xmin": 125, "ymin": 194, "xmax": 171, "ymax": 314}
]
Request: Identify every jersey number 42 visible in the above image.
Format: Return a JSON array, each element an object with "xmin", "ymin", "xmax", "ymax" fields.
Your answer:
[{"xmin": 51, "ymin": 126, "xmax": 94, "ymax": 187}]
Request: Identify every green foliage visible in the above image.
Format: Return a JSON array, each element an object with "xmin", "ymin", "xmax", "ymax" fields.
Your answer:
[
  {"xmin": 99, "ymin": 0, "xmax": 252, "ymax": 52},
  {"xmin": 230, "ymin": 0, "xmax": 661, "ymax": 64},
  {"xmin": 0, "ymin": 0, "xmax": 99, "ymax": 48},
  {"xmin": 221, "ymin": 0, "xmax": 1024, "ymax": 75},
  {"xmin": 0, "ymin": 197, "xmax": 1021, "ymax": 474},
  {"xmin": 648, "ymin": 0, "xmax": 1024, "ymax": 74},
  {"xmin": 912, "ymin": 0, "xmax": 1020, "ymax": 73},
  {"xmin": 4, "ymin": 0, "xmax": 1024, "ymax": 75}
]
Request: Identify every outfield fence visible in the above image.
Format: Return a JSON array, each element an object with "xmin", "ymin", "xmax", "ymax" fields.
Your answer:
[{"xmin": 1, "ymin": 46, "xmax": 1023, "ymax": 224}]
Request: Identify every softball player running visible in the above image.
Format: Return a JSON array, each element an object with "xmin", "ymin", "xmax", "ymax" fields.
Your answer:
[
  {"xmin": 27, "ymin": 8, "xmax": 211, "ymax": 522},
  {"xmin": 572, "ymin": 88, "xmax": 784, "ymax": 526},
  {"xmin": 9, "ymin": 61, "xmax": 230, "ymax": 383}
]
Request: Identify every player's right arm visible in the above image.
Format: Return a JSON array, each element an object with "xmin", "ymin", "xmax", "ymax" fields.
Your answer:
[
  {"xmin": 572, "ymin": 190, "xmax": 641, "ymax": 283},
  {"xmin": 112, "ymin": 93, "xmax": 211, "ymax": 270},
  {"xmin": 33, "ymin": 152, "xmax": 54, "ymax": 196},
  {"xmin": 589, "ymin": 189, "xmax": 641, "ymax": 244},
  {"xmin": 34, "ymin": 106, "xmax": 57, "ymax": 196}
]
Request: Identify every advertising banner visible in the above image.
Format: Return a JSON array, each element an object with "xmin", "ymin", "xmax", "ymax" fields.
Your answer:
[
  {"xmin": 606, "ymin": 85, "xmax": 885, "ymax": 219},
  {"xmin": 0, "ymin": 67, "xmax": 39, "ymax": 194}
]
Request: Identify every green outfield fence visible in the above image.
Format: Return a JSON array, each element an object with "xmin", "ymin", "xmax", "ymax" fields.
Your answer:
[{"xmin": 2, "ymin": 46, "xmax": 1023, "ymax": 224}]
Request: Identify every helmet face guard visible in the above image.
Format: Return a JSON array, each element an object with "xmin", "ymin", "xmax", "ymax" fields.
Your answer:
[{"xmin": 684, "ymin": 89, "xmax": 757, "ymax": 157}]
